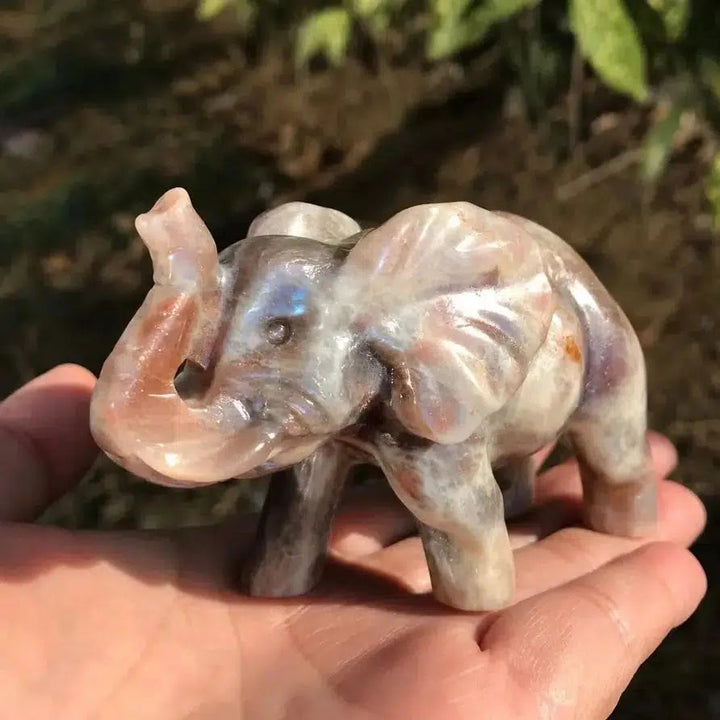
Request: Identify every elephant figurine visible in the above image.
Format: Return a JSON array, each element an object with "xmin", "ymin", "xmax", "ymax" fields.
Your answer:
[{"xmin": 90, "ymin": 187, "xmax": 656, "ymax": 611}]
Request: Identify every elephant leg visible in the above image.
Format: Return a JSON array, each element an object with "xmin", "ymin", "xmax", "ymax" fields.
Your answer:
[
  {"xmin": 380, "ymin": 441, "xmax": 514, "ymax": 611},
  {"xmin": 568, "ymin": 366, "xmax": 656, "ymax": 538},
  {"xmin": 495, "ymin": 456, "xmax": 535, "ymax": 519},
  {"xmin": 242, "ymin": 441, "xmax": 353, "ymax": 597}
]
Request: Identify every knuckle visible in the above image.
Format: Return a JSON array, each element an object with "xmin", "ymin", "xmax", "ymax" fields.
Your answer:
[{"xmin": 572, "ymin": 580, "xmax": 634, "ymax": 652}]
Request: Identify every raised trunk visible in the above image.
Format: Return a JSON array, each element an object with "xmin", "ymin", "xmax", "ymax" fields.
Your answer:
[{"xmin": 90, "ymin": 189, "xmax": 274, "ymax": 485}]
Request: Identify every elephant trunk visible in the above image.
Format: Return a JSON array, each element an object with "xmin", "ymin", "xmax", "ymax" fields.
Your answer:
[{"xmin": 90, "ymin": 189, "xmax": 274, "ymax": 485}]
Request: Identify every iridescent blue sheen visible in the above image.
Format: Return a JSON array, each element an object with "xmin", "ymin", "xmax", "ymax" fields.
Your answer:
[
  {"xmin": 245, "ymin": 281, "xmax": 311, "ymax": 326},
  {"xmin": 267, "ymin": 284, "xmax": 309, "ymax": 318}
]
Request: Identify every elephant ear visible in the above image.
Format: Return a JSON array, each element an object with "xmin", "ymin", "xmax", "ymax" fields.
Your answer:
[
  {"xmin": 341, "ymin": 202, "xmax": 555, "ymax": 444},
  {"xmin": 247, "ymin": 202, "xmax": 361, "ymax": 245}
]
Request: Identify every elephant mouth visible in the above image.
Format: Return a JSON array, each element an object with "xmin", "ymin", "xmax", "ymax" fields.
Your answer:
[
  {"xmin": 264, "ymin": 380, "xmax": 332, "ymax": 436},
  {"xmin": 284, "ymin": 398, "xmax": 327, "ymax": 435},
  {"xmin": 221, "ymin": 367, "xmax": 335, "ymax": 438},
  {"xmin": 104, "ymin": 449, "xmax": 206, "ymax": 488},
  {"xmin": 236, "ymin": 434, "xmax": 330, "ymax": 478},
  {"xmin": 142, "ymin": 475, "xmax": 204, "ymax": 489}
]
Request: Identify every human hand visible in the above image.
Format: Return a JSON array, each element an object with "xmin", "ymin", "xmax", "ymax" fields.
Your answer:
[{"xmin": 0, "ymin": 365, "xmax": 706, "ymax": 720}]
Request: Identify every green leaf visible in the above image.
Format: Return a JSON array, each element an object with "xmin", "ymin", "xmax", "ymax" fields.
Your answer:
[
  {"xmin": 352, "ymin": 0, "xmax": 390, "ymax": 17},
  {"xmin": 196, "ymin": 0, "xmax": 233, "ymax": 20},
  {"xmin": 295, "ymin": 8, "xmax": 352, "ymax": 68},
  {"xmin": 707, "ymin": 153, "xmax": 720, "ymax": 233},
  {"xmin": 700, "ymin": 56, "xmax": 720, "ymax": 104},
  {"xmin": 196, "ymin": 0, "xmax": 256, "ymax": 31},
  {"xmin": 430, "ymin": 0, "xmax": 474, "ymax": 22},
  {"xmin": 570, "ymin": 0, "xmax": 649, "ymax": 102},
  {"xmin": 646, "ymin": 0, "xmax": 690, "ymax": 41},
  {"xmin": 484, "ymin": 0, "xmax": 538, "ymax": 18},
  {"xmin": 366, "ymin": 12, "xmax": 391, "ymax": 36},
  {"xmin": 234, "ymin": 0, "xmax": 257, "ymax": 31},
  {"xmin": 427, "ymin": 17, "xmax": 475, "ymax": 59},
  {"xmin": 427, "ymin": 0, "xmax": 537, "ymax": 60},
  {"xmin": 640, "ymin": 102, "xmax": 683, "ymax": 183},
  {"xmin": 351, "ymin": 0, "xmax": 390, "ymax": 36}
]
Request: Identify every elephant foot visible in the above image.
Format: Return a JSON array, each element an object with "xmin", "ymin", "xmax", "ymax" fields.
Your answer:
[
  {"xmin": 419, "ymin": 525, "xmax": 515, "ymax": 612},
  {"xmin": 584, "ymin": 475, "xmax": 657, "ymax": 538},
  {"xmin": 242, "ymin": 543, "xmax": 324, "ymax": 598}
]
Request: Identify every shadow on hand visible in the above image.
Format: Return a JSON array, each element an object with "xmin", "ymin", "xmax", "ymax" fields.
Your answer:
[{"xmin": 0, "ymin": 493, "xmax": 581, "ymax": 620}]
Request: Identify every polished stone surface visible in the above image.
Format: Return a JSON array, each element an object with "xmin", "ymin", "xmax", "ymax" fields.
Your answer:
[{"xmin": 91, "ymin": 189, "xmax": 656, "ymax": 611}]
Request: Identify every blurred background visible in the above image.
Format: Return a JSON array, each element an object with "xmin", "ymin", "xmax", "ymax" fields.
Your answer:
[{"xmin": 1, "ymin": 0, "xmax": 718, "ymax": 716}]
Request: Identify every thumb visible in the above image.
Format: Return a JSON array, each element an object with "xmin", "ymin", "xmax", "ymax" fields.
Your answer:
[{"xmin": 0, "ymin": 365, "xmax": 97, "ymax": 521}]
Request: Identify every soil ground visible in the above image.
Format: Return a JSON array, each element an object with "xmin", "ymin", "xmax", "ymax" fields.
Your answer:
[{"xmin": 1, "ymin": 2, "xmax": 718, "ymax": 717}]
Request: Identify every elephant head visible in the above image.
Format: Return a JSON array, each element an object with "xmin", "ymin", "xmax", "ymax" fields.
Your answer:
[
  {"xmin": 90, "ymin": 189, "xmax": 554, "ymax": 487},
  {"xmin": 90, "ymin": 188, "xmax": 382, "ymax": 486}
]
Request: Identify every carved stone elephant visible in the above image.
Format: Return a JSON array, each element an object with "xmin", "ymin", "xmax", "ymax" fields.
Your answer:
[{"xmin": 90, "ymin": 188, "xmax": 656, "ymax": 611}]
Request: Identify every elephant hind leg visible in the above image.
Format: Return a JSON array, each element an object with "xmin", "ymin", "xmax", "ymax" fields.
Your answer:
[
  {"xmin": 568, "ymin": 360, "xmax": 656, "ymax": 537},
  {"xmin": 495, "ymin": 456, "xmax": 535, "ymax": 520}
]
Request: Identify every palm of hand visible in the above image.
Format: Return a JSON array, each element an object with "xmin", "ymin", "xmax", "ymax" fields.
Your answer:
[{"xmin": 0, "ymin": 366, "xmax": 706, "ymax": 720}]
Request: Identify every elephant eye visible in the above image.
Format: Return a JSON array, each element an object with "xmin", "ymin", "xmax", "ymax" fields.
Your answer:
[{"xmin": 265, "ymin": 319, "xmax": 292, "ymax": 346}]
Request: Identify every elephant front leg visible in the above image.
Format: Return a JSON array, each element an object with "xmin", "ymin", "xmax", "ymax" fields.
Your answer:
[
  {"xmin": 381, "ymin": 441, "xmax": 514, "ymax": 612},
  {"xmin": 242, "ymin": 441, "xmax": 353, "ymax": 597}
]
